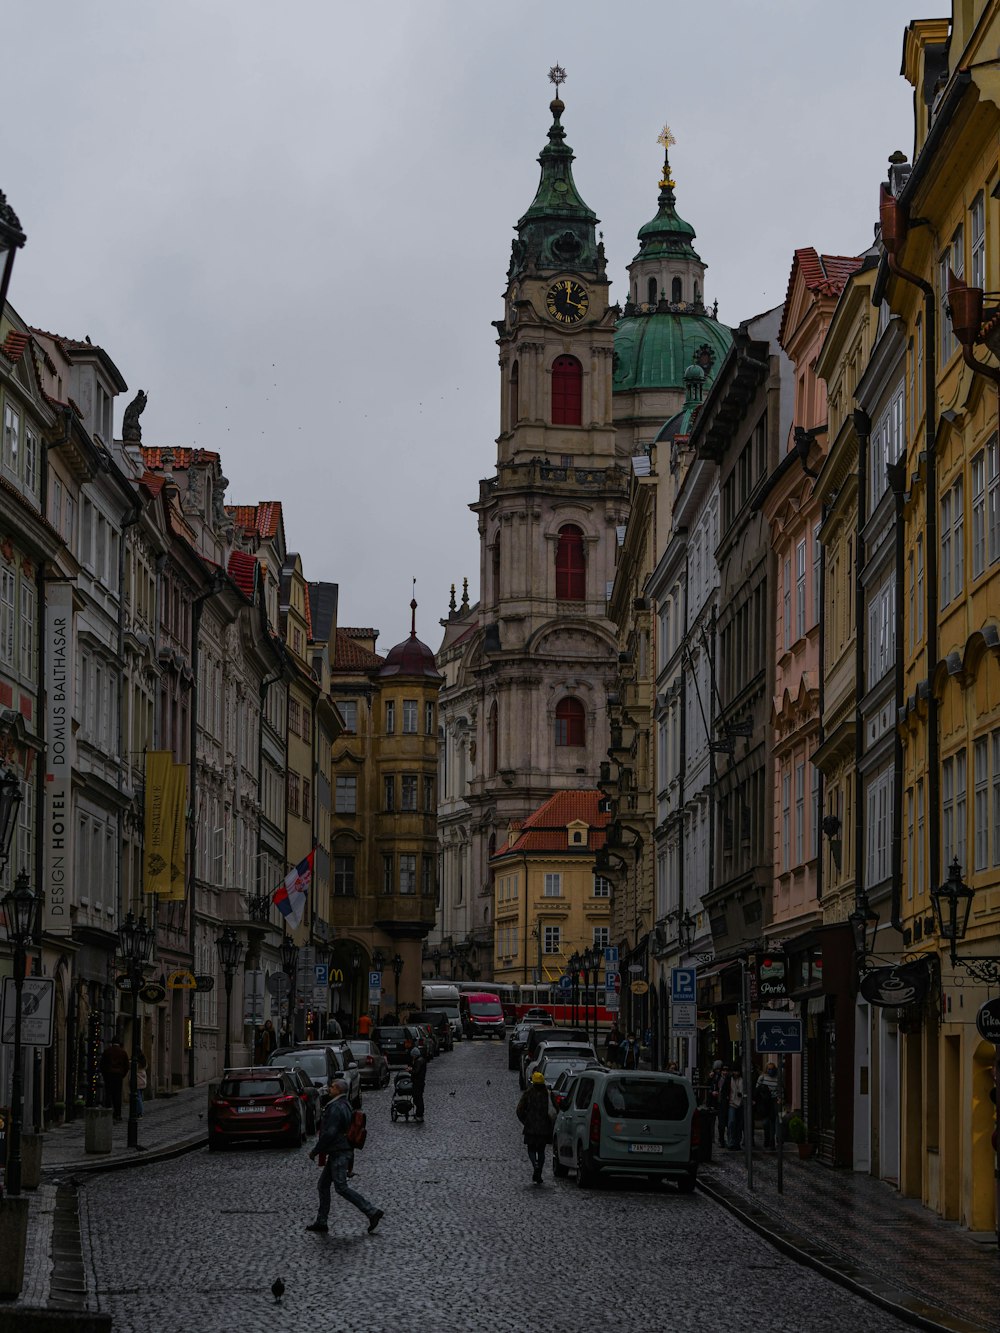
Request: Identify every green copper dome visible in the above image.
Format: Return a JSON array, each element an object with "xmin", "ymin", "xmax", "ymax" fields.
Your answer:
[
  {"xmin": 508, "ymin": 96, "xmax": 599, "ymax": 279},
  {"xmin": 633, "ymin": 146, "xmax": 700, "ymax": 263},
  {"xmin": 613, "ymin": 312, "xmax": 732, "ymax": 393}
]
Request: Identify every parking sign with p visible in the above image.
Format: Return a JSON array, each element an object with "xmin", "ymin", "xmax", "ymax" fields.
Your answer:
[{"xmin": 671, "ymin": 966, "xmax": 697, "ymax": 1004}]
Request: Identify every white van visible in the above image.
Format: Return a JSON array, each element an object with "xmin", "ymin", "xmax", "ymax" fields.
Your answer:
[{"xmin": 422, "ymin": 983, "xmax": 463, "ymax": 1040}]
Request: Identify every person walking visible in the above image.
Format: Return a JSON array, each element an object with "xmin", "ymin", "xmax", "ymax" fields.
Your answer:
[
  {"xmin": 727, "ymin": 1070, "xmax": 745, "ymax": 1150},
  {"xmin": 620, "ymin": 1031, "xmax": 641, "ymax": 1070},
  {"xmin": 409, "ymin": 1044, "xmax": 427, "ymax": 1122},
  {"xmin": 358, "ymin": 1012, "xmax": 372, "ymax": 1038},
  {"xmin": 306, "ymin": 1078, "xmax": 384, "ymax": 1235},
  {"xmin": 605, "ymin": 1021, "xmax": 622, "ymax": 1068},
  {"xmin": 135, "ymin": 1050, "xmax": 147, "ymax": 1117},
  {"xmin": 707, "ymin": 1060, "xmax": 729, "ymax": 1147},
  {"xmin": 99, "ymin": 1039, "xmax": 130, "ymax": 1122},
  {"xmin": 516, "ymin": 1071, "xmax": 554, "ymax": 1184},
  {"xmin": 754, "ymin": 1062, "xmax": 779, "ymax": 1149}
]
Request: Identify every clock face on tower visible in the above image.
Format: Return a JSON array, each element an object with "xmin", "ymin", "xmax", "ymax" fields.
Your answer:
[{"xmin": 546, "ymin": 279, "xmax": 589, "ymax": 325}]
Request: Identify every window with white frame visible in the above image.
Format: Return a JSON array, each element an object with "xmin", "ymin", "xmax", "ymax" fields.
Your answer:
[
  {"xmin": 783, "ymin": 559, "xmax": 791, "ymax": 651},
  {"xmin": 593, "ymin": 925, "xmax": 610, "ymax": 949},
  {"xmin": 593, "ymin": 875, "xmax": 611, "ymax": 897},
  {"xmin": 795, "ymin": 540, "xmax": 806, "ymax": 641},
  {"xmin": 993, "ymin": 731, "xmax": 1000, "ymax": 868},
  {"xmin": 916, "ymin": 534, "xmax": 925, "ymax": 640},
  {"xmin": 402, "ymin": 699, "xmax": 418, "ymax": 734},
  {"xmin": 382, "ymin": 853, "xmax": 393, "ymax": 894},
  {"xmin": 812, "ymin": 525, "xmax": 821, "ymax": 625},
  {"xmin": 18, "ymin": 580, "xmax": 33, "ymax": 679},
  {"xmin": 782, "ymin": 766, "xmax": 791, "ymax": 871},
  {"xmin": 866, "ymin": 767, "xmax": 892, "ymax": 887},
  {"xmin": 335, "ymin": 775, "xmax": 357, "ymax": 814},
  {"xmin": 24, "ymin": 428, "xmax": 37, "ymax": 494},
  {"xmin": 867, "ymin": 576, "xmax": 895, "ymax": 686},
  {"xmin": 974, "ymin": 737, "xmax": 989, "ymax": 871},
  {"xmin": 543, "ymin": 925, "xmax": 561, "ymax": 954},
  {"xmin": 401, "ymin": 774, "xmax": 417, "ymax": 811},
  {"xmin": 943, "ymin": 755, "xmax": 955, "ymax": 864},
  {"xmin": 939, "ymin": 227, "xmax": 963, "ymax": 363},
  {"xmin": 971, "ymin": 192, "xmax": 985, "ymax": 290},
  {"xmin": 543, "ymin": 873, "xmax": 562, "ymax": 897},
  {"xmin": 795, "ymin": 762, "xmax": 805, "ymax": 865},
  {"xmin": 917, "ymin": 778, "xmax": 925, "ymax": 893},
  {"xmin": 906, "ymin": 788, "xmax": 914, "ymax": 900},
  {"xmin": 988, "ymin": 437, "xmax": 1000, "ymax": 566},
  {"xmin": 385, "ymin": 699, "xmax": 395, "ymax": 734},
  {"xmin": 336, "ymin": 700, "xmax": 357, "ymax": 733},
  {"xmin": 3, "ymin": 404, "xmax": 19, "ymax": 473},
  {"xmin": 973, "ymin": 451, "xmax": 986, "ymax": 578},
  {"xmin": 940, "ymin": 478, "xmax": 964, "ymax": 606},
  {"xmin": 0, "ymin": 564, "xmax": 14, "ymax": 666},
  {"xmin": 956, "ymin": 747, "xmax": 967, "ymax": 870}
]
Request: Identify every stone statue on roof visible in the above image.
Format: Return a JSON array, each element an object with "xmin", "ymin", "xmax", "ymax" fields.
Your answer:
[{"xmin": 122, "ymin": 389, "xmax": 147, "ymax": 443}]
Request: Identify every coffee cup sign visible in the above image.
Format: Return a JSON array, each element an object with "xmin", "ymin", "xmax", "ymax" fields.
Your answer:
[
  {"xmin": 976, "ymin": 997, "xmax": 1000, "ymax": 1045},
  {"xmin": 859, "ymin": 962, "xmax": 930, "ymax": 1008}
]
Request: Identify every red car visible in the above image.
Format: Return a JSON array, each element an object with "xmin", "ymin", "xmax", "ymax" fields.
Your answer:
[{"xmin": 208, "ymin": 1068, "xmax": 307, "ymax": 1151}]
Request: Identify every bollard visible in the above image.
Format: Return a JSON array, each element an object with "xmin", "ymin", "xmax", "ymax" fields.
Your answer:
[
  {"xmin": 84, "ymin": 1107, "xmax": 113, "ymax": 1154},
  {"xmin": 0, "ymin": 1196, "xmax": 28, "ymax": 1297},
  {"xmin": 19, "ymin": 1132, "xmax": 43, "ymax": 1188}
]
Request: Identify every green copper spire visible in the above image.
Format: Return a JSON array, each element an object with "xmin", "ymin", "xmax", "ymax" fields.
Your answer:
[
  {"xmin": 634, "ymin": 128, "xmax": 699, "ymax": 264},
  {"xmin": 508, "ymin": 75, "xmax": 600, "ymax": 280}
]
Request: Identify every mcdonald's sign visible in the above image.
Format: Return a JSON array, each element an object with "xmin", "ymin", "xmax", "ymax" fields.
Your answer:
[{"xmin": 329, "ymin": 968, "xmax": 345, "ymax": 985}]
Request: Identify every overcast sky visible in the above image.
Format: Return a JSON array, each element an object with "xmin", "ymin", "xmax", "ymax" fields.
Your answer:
[{"xmin": 5, "ymin": 0, "xmax": 919, "ymax": 649}]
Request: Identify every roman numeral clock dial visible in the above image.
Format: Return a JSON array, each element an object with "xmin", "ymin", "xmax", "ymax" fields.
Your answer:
[{"xmin": 546, "ymin": 279, "xmax": 589, "ymax": 324}]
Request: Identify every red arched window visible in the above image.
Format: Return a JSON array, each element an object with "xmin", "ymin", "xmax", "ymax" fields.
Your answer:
[
  {"xmin": 488, "ymin": 701, "xmax": 498, "ymax": 775},
  {"xmin": 555, "ymin": 524, "xmax": 585, "ymax": 600},
  {"xmin": 509, "ymin": 360, "xmax": 519, "ymax": 429},
  {"xmin": 551, "ymin": 355, "xmax": 582, "ymax": 425},
  {"xmin": 555, "ymin": 697, "xmax": 586, "ymax": 747}
]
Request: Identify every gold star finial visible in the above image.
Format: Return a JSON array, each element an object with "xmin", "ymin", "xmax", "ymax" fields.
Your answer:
[
  {"xmin": 657, "ymin": 125, "xmax": 676, "ymax": 149},
  {"xmin": 658, "ymin": 125, "xmax": 676, "ymax": 190},
  {"xmin": 548, "ymin": 64, "xmax": 567, "ymax": 89}
]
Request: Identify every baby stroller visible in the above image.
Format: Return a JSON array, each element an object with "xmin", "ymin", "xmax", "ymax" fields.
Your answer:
[{"xmin": 391, "ymin": 1071, "xmax": 415, "ymax": 1122}]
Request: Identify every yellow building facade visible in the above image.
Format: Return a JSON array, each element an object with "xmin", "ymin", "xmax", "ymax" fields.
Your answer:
[
  {"xmin": 492, "ymin": 790, "xmax": 612, "ymax": 988},
  {"xmin": 879, "ymin": 4, "xmax": 1000, "ymax": 1231}
]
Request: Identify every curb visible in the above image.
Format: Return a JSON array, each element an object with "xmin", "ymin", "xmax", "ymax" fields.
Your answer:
[
  {"xmin": 42, "ymin": 1133, "xmax": 207, "ymax": 1180},
  {"xmin": 697, "ymin": 1173, "xmax": 986, "ymax": 1333}
]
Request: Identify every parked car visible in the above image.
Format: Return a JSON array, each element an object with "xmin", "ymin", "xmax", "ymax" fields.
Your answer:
[
  {"xmin": 519, "ymin": 1028, "xmax": 590, "ymax": 1088},
  {"xmin": 346, "ymin": 1039, "xmax": 391, "ymax": 1090},
  {"xmin": 509, "ymin": 1020, "xmax": 547, "ymax": 1071},
  {"xmin": 407, "ymin": 1010, "xmax": 454, "ymax": 1052},
  {"xmin": 551, "ymin": 1068, "xmax": 699, "ymax": 1191},
  {"xmin": 267, "ymin": 1043, "xmax": 362, "ymax": 1109},
  {"xmin": 524, "ymin": 1043, "xmax": 599, "ymax": 1088},
  {"xmin": 208, "ymin": 1067, "xmax": 307, "ymax": 1151},
  {"xmin": 283, "ymin": 1063, "xmax": 322, "ymax": 1133},
  {"xmin": 521, "ymin": 1008, "xmax": 554, "ymax": 1024},
  {"xmin": 373, "ymin": 1025, "xmax": 420, "ymax": 1066},
  {"xmin": 411, "ymin": 1021, "xmax": 439, "ymax": 1059}
]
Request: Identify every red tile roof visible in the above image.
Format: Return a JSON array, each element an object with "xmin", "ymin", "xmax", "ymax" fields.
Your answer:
[
  {"xmin": 342, "ymin": 627, "xmax": 378, "ymax": 640},
  {"xmin": 227, "ymin": 550, "xmax": 258, "ymax": 601},
  {"xmin": 141, "ymin": 447, "xmax": 221, "ymax": 469},
  {"xmin": 139, "ymin": 470, "xmax": 165, "ymax": 497},
  {"xmin": 332, "ymin": 628, "xmax": 384, "ymax": 671},
  {"xmin": 0, "ymin": 330, "xmax": 30, "ymax": 365},
  {"xmin": 498, "ymin": 789, "xmax": 610, "ymax": 856},
  {"xmin": 778, "ymin": 248, "xmax": 863, "ymax": 347},
  {"xmin": 226, "ymin": 500, "xmax": 283, "ymax": 539}
]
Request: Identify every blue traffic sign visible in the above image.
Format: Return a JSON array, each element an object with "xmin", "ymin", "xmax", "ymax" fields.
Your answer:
[
  {"xmin": 604, "ymin": 946, "xmax": 619, "ymax": 967},
  {"xmin": 755, "ymin": 1016, "xmax": 802, "ymax": 1053},
  {"xmin": 671, "ymin": 966, "xmax": 697, "ymax": 1004},
  {"xmin": 558, "ymin": 975, "xmax": 572, "ymax": 993}
]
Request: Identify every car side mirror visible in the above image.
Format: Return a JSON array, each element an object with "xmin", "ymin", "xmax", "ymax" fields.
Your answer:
[{"xmin": 348, "ymin": 1061, "xmax": 358, "ymax": 1070}]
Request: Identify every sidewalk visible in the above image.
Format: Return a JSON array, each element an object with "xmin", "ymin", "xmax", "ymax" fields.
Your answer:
[
  {"xmin": 700, "ymin": 1142, "xmax": 996, "ymax": 1333},
  {"xmin": 0, "ymin": 1087, "xmax": 208, "ymax": 1330}
]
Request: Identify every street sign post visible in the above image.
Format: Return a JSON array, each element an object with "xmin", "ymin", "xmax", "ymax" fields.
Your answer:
[
  {"xmin": 368, "ymin": 970, "xmax": 382, "ymax": 1007},
  {"xmin": 754, "ymin": 1015, "xmax": 803, "ymax": 1054},
  {"xmin": 558, "ymin": 975, "xmax": 572, "ymax": 993},
  {"xmin": 670, "ymin": 1000, "xmax": 697, "ymax": 1037},
  {"xmin": 1, "ymin": 977, "xmax": 54, "ymax": 1047},
  {"xmin": 671, "ymin": 966, "xmax": 697, "ymax": 1004},
  {"xmin": 604, "ymin": 946, "xmax": 619, "ymax": 968}
]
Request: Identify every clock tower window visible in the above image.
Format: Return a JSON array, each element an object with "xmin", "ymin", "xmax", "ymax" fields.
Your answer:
[
  {"xmin": 551, "ymin": 355, "xmax": 582, "ymax": 426},
  {"xmin": 555, "ymin": 524, "xmax": 585, "ymax": 600}
]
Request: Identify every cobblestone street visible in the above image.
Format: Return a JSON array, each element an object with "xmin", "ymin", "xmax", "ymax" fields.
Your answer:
[{"xmin": 76, "ymin": 1043, "xmax": 916, "ymax": 1333}]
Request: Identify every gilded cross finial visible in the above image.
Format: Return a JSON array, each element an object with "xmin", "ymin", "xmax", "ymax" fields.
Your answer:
[
  {"xmin": 657, "ymin": 124, "xmax": 676, "ymax": 191},
  {"xmin": 548, "ymin": 64, "xmax": 567, "ymax": 89}
]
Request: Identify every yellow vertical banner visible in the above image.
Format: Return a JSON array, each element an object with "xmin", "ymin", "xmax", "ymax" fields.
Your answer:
[
  {"xmin": 144, "ymin": 751, "xmax": 174, "ymax": 897},
  {"xmin": 164, "ymin": 763, "xmax": 188, "ymax": 902}
]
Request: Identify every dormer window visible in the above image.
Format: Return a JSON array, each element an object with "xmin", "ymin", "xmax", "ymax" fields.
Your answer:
[{"xmin": 567, "ymin": 818, "xmax": 588, "ymax": 848}]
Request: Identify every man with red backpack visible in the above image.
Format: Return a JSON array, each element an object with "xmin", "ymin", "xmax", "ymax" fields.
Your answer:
[{"xmin": 306, "ymin": 1078, "xmax": 384, "ymax": 1235}]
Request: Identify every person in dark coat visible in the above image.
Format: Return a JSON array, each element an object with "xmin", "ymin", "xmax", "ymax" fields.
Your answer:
[
  {"xmin": 99, "ymin": 1039, "xmax": 131, "ymax": 1121},
  {"xmin": 409, "ymin": 1046, "xmax": 427, "ymax": 1122},
  {"xmin": 306, "ymin": 1078, "xmax": 384, "ymax": 1235},
  {"xmin": 516, "ymin": 1071, "xmax": 554, "ymax": 1184}
]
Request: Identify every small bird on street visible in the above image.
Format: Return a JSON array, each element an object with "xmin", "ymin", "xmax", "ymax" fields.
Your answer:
[{"xmin": 272, "ymin": 1278, "xmax": 285, "ymax": 1303}]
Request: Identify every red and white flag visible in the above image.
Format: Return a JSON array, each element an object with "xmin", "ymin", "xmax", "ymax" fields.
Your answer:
[{"xmin": 272, "ymin": 851, "xmax": 314, "ymax": 930}]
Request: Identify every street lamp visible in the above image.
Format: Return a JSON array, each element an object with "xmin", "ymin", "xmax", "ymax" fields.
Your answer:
[
  {"xmin": 568, "ymin": 952, "xmax": 581, "ymax": 1025},
  {"xmin": 2, "ymin": 870, "xmax": 40, "ymax": 1195},
  {"xmin": 848, "ymin": 899, "xmax": 880, "ymax": 962},
  {"xmin": 216, "ymin": 927, "xmax": 244, "ymax": 1069},
  {"xmin": 583, "ymin": 945, "xmax": 600, "ymax": 1047},
  {"xmin": 930, "ymin": 858, "xmax": 1000, "ymax": 983},
  {"xmin": 0, "ymin": 190, "xmax": 26, "ymax": 316},
  {"xmin": 392, "ymin": 952, "xmax": 404, "ymax": 1013},
  {"xmin": 117, "ymin": 911, "xmax": 154, "ymax": 1150}
]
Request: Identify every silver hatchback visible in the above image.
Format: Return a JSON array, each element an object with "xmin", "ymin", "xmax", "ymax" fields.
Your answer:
[{"xmin": 552, "ymin": 1068, "xmax": 699, "ymax": 1191}]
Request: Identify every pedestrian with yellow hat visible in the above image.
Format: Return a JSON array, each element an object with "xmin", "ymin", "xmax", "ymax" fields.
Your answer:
[{"xmin": 516, "ymin": 1070, "xmax": 554, "ymax": 1184}]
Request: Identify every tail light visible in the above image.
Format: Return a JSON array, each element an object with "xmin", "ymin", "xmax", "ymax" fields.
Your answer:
[
  {"xmin": 212, "ymin": 1098, "xmax": 230, "ymax": 1109},
  {"xmin": 404, "ymin": 1039, "xmax": 413, "ymax": 1049},
  {"xmin": 690, "ymin": 1109, "xmax": 701, "ymax": 1151},
  {"xmin": 299, "ymin": 1093, "xmax": 308, "ymax": 1102},
  {"xmin": 589, "ymin": 1102, "xmax": 601, "ymax": 1145},
  {"xmin": 365, "ymin": 1056, "xmax": 374, "ymax": 1065},
  {"xmin": 275, "ymin": 1095, "xmax": 296, "ymax": 1108}
]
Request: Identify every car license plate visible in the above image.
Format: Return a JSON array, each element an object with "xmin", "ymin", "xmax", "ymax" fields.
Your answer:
[
  {"xmin": 237, "ymin": 1106, "xmax": 268, "ymax": 1114},
  {"xmin": 628, "ymin": 1143, "xmax": 663, "ymax": 1154}
]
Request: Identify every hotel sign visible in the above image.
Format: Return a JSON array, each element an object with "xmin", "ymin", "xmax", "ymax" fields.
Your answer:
[{"xmin": 44, "ymin": 583, "xmax": 74, "ymax": 936}]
